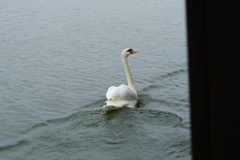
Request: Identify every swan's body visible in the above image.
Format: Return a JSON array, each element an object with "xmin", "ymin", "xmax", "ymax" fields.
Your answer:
[{"xmin": 103, "ymin": 48, "xmax": 138, "ymax": 111}]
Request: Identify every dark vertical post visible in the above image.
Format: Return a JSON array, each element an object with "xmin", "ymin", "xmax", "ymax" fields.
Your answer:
[{"xmin": 186, "ymin": 0, "xmax": 240, "ymax": 160}]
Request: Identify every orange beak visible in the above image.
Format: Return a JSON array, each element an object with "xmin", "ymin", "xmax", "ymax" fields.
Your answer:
[{"xmin": 130, "ymin": 50, "xmax": 138, "ymax": 54}]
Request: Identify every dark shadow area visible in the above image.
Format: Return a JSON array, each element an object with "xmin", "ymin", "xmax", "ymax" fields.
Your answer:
[{"xmin": 186, "ymin": 0, "xmax": 240, "ymax": 159}]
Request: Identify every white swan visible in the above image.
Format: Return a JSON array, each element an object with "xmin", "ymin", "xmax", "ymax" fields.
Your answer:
[{"xmin": 103, "ymin": 48, "xmax": 138, "ymax": 111}]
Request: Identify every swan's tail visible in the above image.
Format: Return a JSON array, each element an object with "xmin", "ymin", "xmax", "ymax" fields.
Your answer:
[{"xmin": 102, "ymin": 99, "xmax": 136, "ymax": 111}]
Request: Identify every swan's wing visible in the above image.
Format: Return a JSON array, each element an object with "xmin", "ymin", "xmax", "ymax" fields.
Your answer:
[
  {"xmin": 106, "ymin": 84, "xmax": 137, "ymax": 101},
  {"xmin": 103, "ymin": 84, "xmax": 137, "ymax": 111}
]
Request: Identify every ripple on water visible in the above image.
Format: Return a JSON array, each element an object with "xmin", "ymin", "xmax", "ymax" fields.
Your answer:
[{"xmin": 0, "ymin": 106, "xmax": 190, "ymax": 160}]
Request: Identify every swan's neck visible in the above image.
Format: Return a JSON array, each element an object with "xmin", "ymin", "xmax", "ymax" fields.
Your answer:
[{"xmin": 121, "ymin": 56, "xmax": 137, "ymax": 94}]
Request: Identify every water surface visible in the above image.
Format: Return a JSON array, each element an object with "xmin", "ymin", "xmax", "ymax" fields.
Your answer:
[{"xmin": 0, "ymin": 0, "xmax": 190, "ymax": 159}]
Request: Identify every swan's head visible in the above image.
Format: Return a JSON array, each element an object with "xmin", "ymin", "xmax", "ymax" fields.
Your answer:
[{"xmin": 121, "ymin": 48, "xmax": 138, "ymax": 58}]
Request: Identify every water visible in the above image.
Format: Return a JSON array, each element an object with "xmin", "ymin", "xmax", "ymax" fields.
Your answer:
[{"xmin": 0, "ymin": 0, "xmax": 190, "ymax": 159}]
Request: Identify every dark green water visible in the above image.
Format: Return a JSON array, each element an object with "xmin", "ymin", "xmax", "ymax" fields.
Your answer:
[{"xmin": 0, "ymin": 0, "xmax": 190, "ymax": 159}]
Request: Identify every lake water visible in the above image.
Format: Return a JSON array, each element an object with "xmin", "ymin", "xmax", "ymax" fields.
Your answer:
[{"xmin": 0, "ymin": 0, "xmax": 190, "ymax": 159}]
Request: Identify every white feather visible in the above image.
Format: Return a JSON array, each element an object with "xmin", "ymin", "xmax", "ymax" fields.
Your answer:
[{"xmin": 106, "ymin": 84, "xmax": 137, "ymax": 101}]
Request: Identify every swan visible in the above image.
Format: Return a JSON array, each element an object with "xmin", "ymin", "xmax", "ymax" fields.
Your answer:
[{"xmin": 103, "ymin": 48, "xmax": 138, "ymax": 111}]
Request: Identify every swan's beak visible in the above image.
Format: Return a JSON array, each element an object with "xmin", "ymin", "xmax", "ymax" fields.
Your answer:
[{"xmin": 130, "ymin": 50, "xmax": 138, "ymax": 54}]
